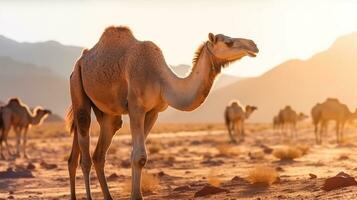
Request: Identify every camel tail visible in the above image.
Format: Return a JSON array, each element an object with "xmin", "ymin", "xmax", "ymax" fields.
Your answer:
[
  {"xmin": 224, "ymin": 109, "xmax": 229, "ymax": 126},
  {"xmin": 66, "ymin": 105, "xmax": 76, "ymax": 135}
]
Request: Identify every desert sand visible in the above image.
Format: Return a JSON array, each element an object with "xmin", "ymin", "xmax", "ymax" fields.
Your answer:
[{"xmin": 1, "ymin": 122, "xmax": 357, "ymax": 199}]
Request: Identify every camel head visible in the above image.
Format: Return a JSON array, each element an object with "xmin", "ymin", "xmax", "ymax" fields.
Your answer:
[
  {"xmin": 207, "ymin": 33, "xmax": 259, "ymax": 63},
  {"xmin": 350, "ymin": 108, "xmax": 357, "ymax": 121},
  {"xmin": 32, "ymin": 107, "xmax": 52, "ymax": 125},
  {"xmin": 245, "ymin": 105, "xmax": 257, "ymax": 118},
  {"xmin": 298, "ymin": 112, "xmax": 308, "ymax": 121}
]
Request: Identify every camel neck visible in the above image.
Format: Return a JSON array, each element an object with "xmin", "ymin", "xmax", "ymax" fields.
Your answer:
[{"xmin": 161, "ymin": 45, "xmax": 219, "ymax": 111}]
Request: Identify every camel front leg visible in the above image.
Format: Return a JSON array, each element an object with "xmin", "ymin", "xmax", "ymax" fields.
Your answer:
[
  {"xmin": 319, "ymin": 121, "xmax": 326, "ymax": 144},
  {"xmin": 15, "ymin": 127, "xmax": 22, "ymax": 157},
  {"xmin": 93, "ymin": 115, "xmax": 122, "ymax": 200},
  {"xmin": 227, "ymin": 121, "xmax": 237, "ymax": 143},
  {"xmin": 144, "ymin": 110, "xmax": 158, "ymax": 138},
  {"xmin": 129, "ymin": 107, "xmax": 147, "ymax": 200},
  {"xmin": 336, "ymin": 122, "xmax": 340, "ymax": 144},
  {"xmin": 340, "ymin": 122, "xmax": 346, "ymax": 143},
  {"xmin": 22, "ymin": 127, "xmax": 29, "ymax": 158},
  {"xmin": 292, "ymin": 122, "xmax": 297, "ymax": 139},
  {"xmin": 239, "ymin": 120, "xmax": 245, "ymax": 142}
]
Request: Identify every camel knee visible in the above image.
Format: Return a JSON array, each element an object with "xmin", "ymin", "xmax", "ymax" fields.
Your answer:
[
  {"xmin": 80, "ymin": 157, "xmax": 92, "ymax": 173},
  {"xmin": 92, "ymin": 151, "xmax": 106, "ymax": 168},
  {"xmin": 68, "ymin": 152, "xmax": 79, "ymax": 171},
  {"xmin": 131, "ymin": 150, "xmax": 147, "ymax": 168},
  {"xmin": 76, "ymin": 109, "xmax": 90, "ymax": 136}
]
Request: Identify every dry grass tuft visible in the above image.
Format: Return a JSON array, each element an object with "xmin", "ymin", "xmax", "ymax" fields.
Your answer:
[
  {"xmin": 148, "ymin": 141, "xmax": 163, "ymax": 154},
  {"xmin": 207, "ymin": 170, "xmax": 222, "ymax": 187},
  {"xmin": 295, "ymin": 144, "xmax": 310, "ymax": 155},
  {"xmin": 273, "ymin": 146, "xmax": 303, "ymax": 160},
  {"xmin": 338, "ymin": 153, "xmax": 349, "ymax": 160},
  {"xmin": 248, "ymin": 150, "xmax": 265, "ymax": 160},
  {"xmin": 216, "ymin": 144, "xmax": 240, "ymax": 157},
  {"xmin": 246, "ymin": 165, "xmax": 278, "ymax": 186},
  {"xmin": 122, "ymin": 171, "xmax": 160, "ymax": 194}
]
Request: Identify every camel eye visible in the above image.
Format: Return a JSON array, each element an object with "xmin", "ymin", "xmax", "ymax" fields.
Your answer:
[{"xmin": 225, "ymin": 40, "xmax": 234, "ymax": 47}]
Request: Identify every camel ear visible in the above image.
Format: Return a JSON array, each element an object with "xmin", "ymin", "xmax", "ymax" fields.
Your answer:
[{"xmin": 208, "ymin": 33, "xmax": 216, "ymax": 43}]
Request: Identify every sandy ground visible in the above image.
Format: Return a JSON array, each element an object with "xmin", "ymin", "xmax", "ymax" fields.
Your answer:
[{"xmin": 1, "ymin": 123, "xmax": 357, "ymax": 199}]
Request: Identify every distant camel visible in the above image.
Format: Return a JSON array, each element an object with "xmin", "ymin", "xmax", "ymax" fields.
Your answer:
[
  {"xmin": 311, "ymin": 98, "xmax": 357, "ymax": 144},
  {"xmin": 0, "ymin": 98, "xmax": 51, "ymax": 159},
  {"xmin": 66, "ymin": 26, "xmax": 258, "ymax": 200},
  {"xmin": 274, "ymin": 106, "xmax": 308, "ymax": 138},
  {"xmin": 224, "ymin": 101, "xmax": 257, "ymax": 143}
]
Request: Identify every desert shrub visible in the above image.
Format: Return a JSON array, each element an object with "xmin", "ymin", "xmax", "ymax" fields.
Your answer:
[
  {"xmin": 338, "ymin": 154, "xmax": 349, "ymax": 160},
  {"xmin": 248, "ymin": 150, "xmax": 265, "ymax": 160},
  {"xmin": 295, "ymin": 144, "xmax": 310, "ymax": 155},
  {"xmin": 207, "ymin": 170, "xmax": 222, "ymax": 187},
  {"xmin": 123, "ymin": 171, "xmax": 160, "ymax": 194},
  {"xmin": 273, "ymin": 146, "xmax": 302, "ymax": 160},
  {"xmin": 216, "ymin": 144, "xmax": 240, "ymax": 157},
  {"xmin": 246, "ymin": 165, "xmax": 278, "ymax": 186}
]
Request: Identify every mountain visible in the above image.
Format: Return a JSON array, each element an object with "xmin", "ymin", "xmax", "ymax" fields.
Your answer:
[
  {"xmin": 0, "ymin": 35, "xmax": 83, "ymax": 78},
  {"xmin": 159, "ymin": 32, "xmax": 357, "ymax": 123},
  {"xmin": 0, "ymin": 56, "xmax": 69, "ymax": 116}
]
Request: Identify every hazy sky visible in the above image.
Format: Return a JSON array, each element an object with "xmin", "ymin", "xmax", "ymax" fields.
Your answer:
[{"xmin": 1, "ymin": 0, "xmax": 357, "ymax": 77}]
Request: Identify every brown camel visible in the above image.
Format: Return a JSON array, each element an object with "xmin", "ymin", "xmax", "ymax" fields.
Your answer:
[
  {"xmin": 311, "ymin": 98, "xmax": 357, "ymax": 144},
  {"xmin": 0, "ymin": 98, "xmax": 51, "ymax": 159},
  {"xmin": 66, "ymin": 26, "xmax": 258, "ymax": 200},
  {"xmin": 274, "ymin": 106, "xmax": 308, "ymax": 138},
  {"xmin": 224, "ymin": 101, "xmax": 257, "ymax": 143}
]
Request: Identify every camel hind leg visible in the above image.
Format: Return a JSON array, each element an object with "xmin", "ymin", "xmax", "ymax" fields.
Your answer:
[
  {"xmin": 92, "ymin": 114, "xmax": 122, "ymax": 200},
  {"xmin": 68, "ymin": 61, "xmax": 93, "ymax": 200},
  {"xmin": 68, "ymin": 126, "xmax": 80, "ymax": 200},
  {"xmin": 313, "ymin": 122, "xmax": 319, "ymax": 144}
]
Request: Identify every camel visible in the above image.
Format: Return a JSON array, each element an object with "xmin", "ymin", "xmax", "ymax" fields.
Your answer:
[
  {"xmin": 311, "ymin": 98, "xmax": 357, "ymax": 144},
  {"xmin": 274, "ymin": 106, "xmax": 308, "ymax": 138},
  {"xmin": 224, "ymin": 101, "xmax": 257, "ymax": 143},
  {"xmin": 0, "ymin": 98, "xmax": 51, "ymax": 159},
  {"xmin": 66, "ymin": 26, "xmax": 258, "ymax": 200}
]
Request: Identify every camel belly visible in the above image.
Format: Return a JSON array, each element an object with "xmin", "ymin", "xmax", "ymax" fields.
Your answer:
[{"xmin": 82, "ymin": 80, "xmax": 129, "ymax": 115}]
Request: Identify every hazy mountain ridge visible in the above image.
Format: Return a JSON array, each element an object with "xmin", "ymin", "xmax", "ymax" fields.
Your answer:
[
  {"xmin": 0, "ymin": 35, "xmax": 83, "ymax": 77},
  {"xmin": 0, "ymin": 56, "xmax": 70, "ymax": 117}
]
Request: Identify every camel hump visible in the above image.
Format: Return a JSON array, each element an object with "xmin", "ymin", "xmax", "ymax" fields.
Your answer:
[
  {"xmin": 229, "ymin": 100, "xmax": 242, "ymax": 107},
  {"xmin": 325, "ymin": 97, "xmax": 339, "ymax": 103},
  {"xmin": 82, "ymin": 48, "xmax": 89, "ymax": 55},
  {"xmin": 8, "ymin": 97, "xmax": 21, "ymax": 105},
  {"xmin": 99, "ymin": 26, "xmax": 136, "ymax": 44}
]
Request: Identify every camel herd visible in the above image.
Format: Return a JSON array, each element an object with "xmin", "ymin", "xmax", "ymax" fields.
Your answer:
[
  {"xmin": 224, "ymin": 98, "xmax": 357, "ymax": 145},
  {"xmin": 0, "ymin": 98, "xmax": 51, "ymax": 159},
  {"xmin": 0, "ymin": 26, "xmax": 355, "ymax": 200}
]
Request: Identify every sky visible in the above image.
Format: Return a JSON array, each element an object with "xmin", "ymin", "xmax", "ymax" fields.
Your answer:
[{"xmin": 0, "ymin": 0, "xmax": 357, "ymax": 77}]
